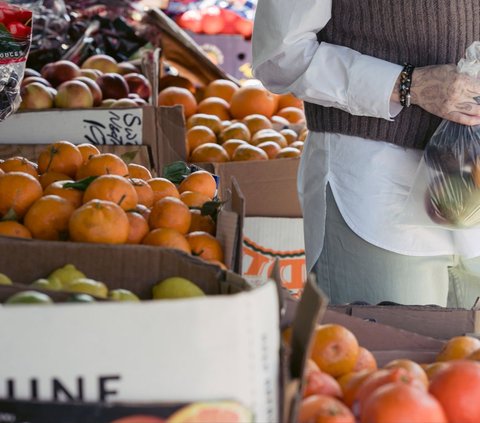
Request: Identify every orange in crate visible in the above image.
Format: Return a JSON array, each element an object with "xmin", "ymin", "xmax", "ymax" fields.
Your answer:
[
  {"xmin": 69, "ymin": 199, "xmax": 129, "ymax": 244},
  {"xmin": 142, "ymin": 227, "xmax": 191, "ymax": 254}
]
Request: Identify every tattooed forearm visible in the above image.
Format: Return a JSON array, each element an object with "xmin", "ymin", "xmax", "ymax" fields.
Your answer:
[{"xmin": 391, "ymin": 64, "xmax": 480, "ymax": 126}]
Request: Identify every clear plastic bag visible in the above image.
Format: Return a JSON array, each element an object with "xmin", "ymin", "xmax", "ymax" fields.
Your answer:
[
  {"xmin": 402, "ymin": 42, "xmax": 480, "ymax": 229},
  {"xmin": 0, "ymin": 1, "xmax": 32, "ymax": 121}
]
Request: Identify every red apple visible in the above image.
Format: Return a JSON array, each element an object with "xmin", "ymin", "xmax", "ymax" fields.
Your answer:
[
  {"xmin": 124, "ymin": 73, "xmax": 151, "ymax": 100},
  {"xmin": 21, "ymin": 76, "xmax": 51, "ymax": 87},
  {"xmin": 20, "ymin": 82, "xmax": 54, "ymax": 109},
  {"xmin": 81, "ymin": 54, "xmax": 119, "ymax": 73},
  {"xmin": 75, "ymin": 76, "xmax": 103, "ymax": 106},
  {"xmin": 117, "ymin": 62, "xmax": 139, "ymax": 75},
  {"xmin": 96, "ymin": 73, "xmax": 129, "ymax": 100},
  {"xmin": 41, "ymin": 60, "xmax": 81, "ymax": 88},
  {"xmin": 54, "ymin": 80, "xmax": 94, "ymax": 108}
]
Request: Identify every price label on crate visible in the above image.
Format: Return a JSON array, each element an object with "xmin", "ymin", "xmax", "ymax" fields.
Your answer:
[{"xmin": 0, "ymin": 108, "xmax": 144, "ymax": 145}]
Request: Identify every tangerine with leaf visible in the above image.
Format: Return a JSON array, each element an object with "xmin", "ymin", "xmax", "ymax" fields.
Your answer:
[
  {"xmin": 83, "ymin": 174, "xmax": 138, "ymax": 211},
  {"xmin": 0, "ymin": 171, "xmax": 43, "ymax": 218},
  {"xmin": 37, "ymin": 141, "xmax": 83, "ymax": 177}
]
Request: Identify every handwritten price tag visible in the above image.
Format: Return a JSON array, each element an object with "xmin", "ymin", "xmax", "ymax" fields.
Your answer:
[
  {"xmin": 0, "ymin": 108, "xmax": 145, "ymax": 146},
  {"xmin": 83, "ymin": 110, "xmax": 143, "ymax": 145}
]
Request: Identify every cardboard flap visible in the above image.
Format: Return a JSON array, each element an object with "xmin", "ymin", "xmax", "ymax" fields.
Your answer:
[
  {"xmin": 230, "ymin": 176, "xmax": 245, "ymax": 273},
  {"xmin": 156, "ymin": 105, "xmax": 187, "ymax": 174},
  {"xmin": 322, "ymin": 310, "xmax": 445, "ymax": 352},
  {"xmin": 214, "ymin": 158, "xmax": 303, "ymax": 217},
  {"xmin": 329, "ymin": 304, "xmax": 478, "ymax": 340},
  {"xmin": 145, "ymin": 8, "xmax": 239, "ymax": 86},
  {"xmin": 216, "ymin": 209, "xmax": 238, "ymax": 272},
  {"xmin": 285, "ymin": 276, "xmax": 328, "ymax": 423}
]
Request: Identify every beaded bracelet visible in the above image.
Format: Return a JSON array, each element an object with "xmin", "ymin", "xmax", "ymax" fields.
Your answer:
[{"xmin": 400, "ymin": 63, "xmax": 415, "ymax": 107}]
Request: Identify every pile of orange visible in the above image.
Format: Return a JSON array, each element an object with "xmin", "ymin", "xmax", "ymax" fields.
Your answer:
[
  {"xmin": 286, "ymin": 323, "xmax": 480, "ymax": 423},
  {"xmin": 0, "ymin": 141, "xmax": 227, "ymax": 269},
  {"xmin": 157, "ymin": 79, "xmax": 308, "ymax": 163}
]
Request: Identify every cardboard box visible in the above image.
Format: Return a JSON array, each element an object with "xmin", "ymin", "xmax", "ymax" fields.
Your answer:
[
  {"xmin": 282, "ymin": 288, "xmax": 446, "ymax": 371},
  {"xmin": 0, "ymin": 237, "xmax": 281, "ymax": 422},
  {"xmin": 328, "ymin": 304, "xmax": 480, "ymax": 341},
  {"xmin": 0, "ymin": 105, "xmax": 186, "ymax": 175},
  {"xmin": 243, "ymin": 217, "xmax": 305, "ymax": 297}
]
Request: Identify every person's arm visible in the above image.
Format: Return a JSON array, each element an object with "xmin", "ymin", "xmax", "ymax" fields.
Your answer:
[
  {"xmin": 252, "ymin": 0, "xmax": 403, "ymax": 121},
  {"xmin": 253, "ymin": 0, "xmax": 480, "ymax": 126},
  {"xmin": 394, "ymin": 65, "xmax": 480, "ymax": 126}
]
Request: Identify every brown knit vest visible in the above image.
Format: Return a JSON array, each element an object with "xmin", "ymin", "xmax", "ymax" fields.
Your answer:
[{"xmin": 304, "ymin": 0, "xmax": 480, "ymax": 150}]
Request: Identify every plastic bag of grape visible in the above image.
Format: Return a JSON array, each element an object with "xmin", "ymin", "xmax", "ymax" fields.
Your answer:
[
  {"xmin": 0, "ymin": 1, "xmax": 32, "ymax": 122},
  {"xmin": 401, "ymin": 42, "xmax": 480, "ymax": 229}
]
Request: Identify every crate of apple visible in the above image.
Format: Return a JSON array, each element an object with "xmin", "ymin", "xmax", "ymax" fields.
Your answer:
[{"xmin": 19, "ymin": 54, "xmax": 152, "ymax": 110}]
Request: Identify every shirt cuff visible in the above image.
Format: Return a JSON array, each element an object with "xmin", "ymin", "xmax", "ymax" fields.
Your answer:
[{"xmin": 347, "ymin": 54, "xmax": 403, "ymax": 121}]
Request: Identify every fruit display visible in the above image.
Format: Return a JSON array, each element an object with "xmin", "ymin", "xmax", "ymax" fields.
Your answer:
[
  {"xmin": 0, "ymin": 141, "xmax": 228, "ymax": 269},
  {"xmin": 157, "ymin": 78, "xmax": 308, "ymax": 162},
  {"xmin": 174, "ymin": 5, "xmax": 254, "ymax": 39},
  {"xmin": 283, "ymin": 322, "xmax": 480, "ymax": 423},
  {"xmin": 0, "ymin": 263, "xmax": 213, "ymax": 303},
  {"xmin": 19, "ymin": 55, "xmax": 151, "ymax": 110}
]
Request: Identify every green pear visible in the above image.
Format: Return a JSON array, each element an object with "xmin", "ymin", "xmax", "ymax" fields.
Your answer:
[
  {"xmin": 5, "ymin": 290, "xmax": 53, "ymax": 305},
  {"xmin": 0, "ymin": 273, "xmax": 12, "ymax": 285},
  {"xmin": 109, "ymin": 289, "xmax": 140, "ymax": 302},
  {"xmin": 152, "ymin": 277, "xmax": 205, "ymax": 300},
  {"xmin": 48, "ymin": 264, "xmax": 86, "ymax": 288},
  {"xmin": 65, "ymin": 278, "xmax": 108, "ymax": 298},
  {"xmin": 31, "ymin": 278, "xmax": 62, "ymax": 291}
]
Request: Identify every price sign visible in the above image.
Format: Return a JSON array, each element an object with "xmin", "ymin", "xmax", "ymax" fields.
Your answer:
[{"xmin": 0, "ymin": 108, "xmax": 144, "ymax": 145}]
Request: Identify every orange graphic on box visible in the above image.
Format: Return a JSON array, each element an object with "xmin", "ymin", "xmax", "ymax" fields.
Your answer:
[{"xmin": 242, "ymin": 237, "xmax": 306, "ymax": 296}]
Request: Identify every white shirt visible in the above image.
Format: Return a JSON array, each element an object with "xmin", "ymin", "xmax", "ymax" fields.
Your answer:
[{"xmin": 252, "ymin": 0, "xmax": 480, "ymax": 272}]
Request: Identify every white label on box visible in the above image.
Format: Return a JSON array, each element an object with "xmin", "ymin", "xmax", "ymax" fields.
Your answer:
[
  {"xmin": 0, "ymin": 108, "xmax": 143, "ymax": 145},
  {"xmin": 243, "ymin": 217, "xmax": 306, "ymax": 297},
  {"xmin": 0, "ymin": 283, "xmax": 279, "ymax": 422}
]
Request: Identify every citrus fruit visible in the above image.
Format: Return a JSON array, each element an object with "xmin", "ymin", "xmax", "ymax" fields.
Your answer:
[
  {"xmin": 0, "ymin": 221, "xmax": 32, "ymax": 239},
  {"xmin": 65, "ymin": 278, "xmax": 108, "ymax": 298},
  {"xmin": 190, "ymin": 143, "xmax": 229, "ymax": 163},
  {"xmin": 429, "ymin": 359, "xmax": 480, "ymax": 423},
  {"xmin": 149, "ymin": 196, "xmax": 191, "ymax": 234},
  {"xmin": 109, "ymin": 289, "xmax": 140, "ymax": 302},
  {"xmin": 142, "ymin": 228, "xmax": 191, "ymax": 254},
  {"xmin": 5, "ymin": 290, "xmax": 53, "ymax": 305},
  {"xmin": 83, "ymin": 174, "xmax": 138, "ymax": 210},
  {"xmin": 37, "ymin": 141, "xmax": 83, "ymax": 177},
  {"xmin": 230, "ymin": 85, "xmax": 277, "ymax": 119},
  {"xmin": 23, "ymin": 195, "xmax": 75, "ymax": 240},
  {"xmin": 310, "ymin": 324, "xmax": 359, "ymax": 378},
  {"xmin": 0, "ymin": 171, "xmax": 43, "ymax": 218},
  {"xmin": 178, "ymin": 171, "xmax": 217, "ymax": 198},
  {"xmin": 158, "ymin": 86, "xmax": 197, "ymax": 118},
  {"xmin": 436, "ymin": 335, "xmax": 480, "ymax": 361},
  {"xmin": 186, "ymin": 231, "xmax": 224, "ymax": 262},
  {"xmin": 69, "ymin": 199, "xmax": 129, "ymax": 244},
  {"xmin": 361, "ymin": 382, "xmax": 447, "ymax": 423}
]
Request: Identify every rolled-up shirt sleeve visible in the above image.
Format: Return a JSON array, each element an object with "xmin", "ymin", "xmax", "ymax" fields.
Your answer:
[{"xmin": 252, "ymin": 0, "xmax": 403, "ymax": 120}]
